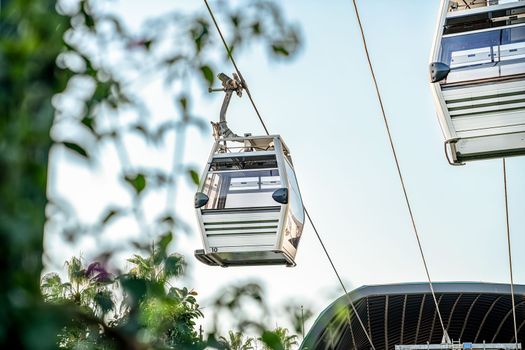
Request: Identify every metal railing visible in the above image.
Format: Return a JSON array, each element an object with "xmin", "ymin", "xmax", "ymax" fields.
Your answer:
[
  {"xmin": 450, "ymin": 0, "xmax": 525, "ymax": 11},
  {"xmin": 396, "ymin": 343, "xmax": 522, "ymax": 350}
]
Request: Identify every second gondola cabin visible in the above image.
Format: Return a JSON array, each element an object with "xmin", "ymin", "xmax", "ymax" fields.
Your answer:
[
  {"xmin": 194, "ymin": 135, "xmax": 305, "ymax": 267},
  {"xmin": 430, "ymin": 0, "xmax": 525, "ymax": 164}
]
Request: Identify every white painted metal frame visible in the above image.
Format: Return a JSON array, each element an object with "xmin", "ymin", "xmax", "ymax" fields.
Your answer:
[{"xmin": 431, "ymin": 0, "xmax": 457, "ymax": 141}]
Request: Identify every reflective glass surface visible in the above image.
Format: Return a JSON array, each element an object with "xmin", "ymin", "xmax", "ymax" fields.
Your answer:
[
  {"xmin": 202, "ymin": 169, "xmax": 281, "ymax": 210},
  {"xmin": 440, "ymin": 25, "xmax": 525, "ymax": 69},
  {"xmin": 283, "ymin": 160, "xmax": 304, "ymax": 248}
]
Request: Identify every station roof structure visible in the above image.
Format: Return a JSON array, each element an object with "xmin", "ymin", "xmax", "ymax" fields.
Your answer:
[{"xmin": 301, "ymin": 282, "xmax": 525, "ymax": 350}]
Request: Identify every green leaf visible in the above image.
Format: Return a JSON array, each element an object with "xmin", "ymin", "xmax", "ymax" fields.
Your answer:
[
  {"xmin": 132, "ymin": 123, "xmax": 149, "ymax": 138},
  {"xmin": 92, "ymin": 81, "xmax": 112, "ymax": 103},
  {"xmin": 188, "ymin": 169, "xmax": 200, "ymax": 186},
  {"xmin": 101, "ymin": 208, "xmax": 121, "ymax": 224},
  {"xmin": 164, "ymin": 254, "xmax": 185, "ymax": 279},
  {"xmin": 81, "ymin": 116, "xmax": 95, "ymax": 133},
  {"xmin": 231, "ymin": 15, "xmax": 240, "ymax": 28},
  {"xmin": 158, "ymin": 232, "xmax": 173, "ymax": 254},
  {"xmin": 159, "ymin": 214, "xmax": 175, "ymax": 225},
  {"xmin": 164, "ymin": 54, "xmax": 185, "ymax": 65},
  {"xmin": 121, "ymin": 276, "xmax": 147, "ymax": 306},
  {"xmin": 143, "ymin": 39, "xmax": 153, "ymax": 50},
  {"xmin": 252, "ymin": 22, "xmax": 261, "ymax": 35},
  {"xmin": 84, "ymin": 9, "xmax": 95, "ymax": 28},
  {"xmin": 124, "ymin": 174, "xmax": 147, "ymax": 195},
  {"xmin": 261, "ymin": 331, "xmax": 284, "ymax": 350},
  {"xmin": 94, "ymin": 291, "xmax": 114, "ymax": 314},
  {"xmin": 206, "ymin": 334, "xmax": 225, "ymax": 349},
  {"xmin": 271, "ymin": 45, "xmax": 290, "ymax": 57},
  {"xmin": 66, "ymin": 257, "xmax": 86, "ymax": 285},
  {"xmin": 147, "ymin": 280, "xmax": 165, "ymax": 297},
  {"xmin": 179, "ymin": 96, "xmax": 188, "ymax": 112},
  {"xmin": 62, "ymin": 142, "xmax": 89, "ymax": 159},
  {"xmin": 200, "ymin": 65, "xmax": 214, "ymax": 86},
  {"xmin": 41, "ymin": 273, "xmax": 62, "ymax": 289}
]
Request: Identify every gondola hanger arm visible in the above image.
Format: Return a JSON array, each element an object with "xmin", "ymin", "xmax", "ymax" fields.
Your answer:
[{"xmin": 209, "ymin": 72, "xmax": 244, "ymax": 140}]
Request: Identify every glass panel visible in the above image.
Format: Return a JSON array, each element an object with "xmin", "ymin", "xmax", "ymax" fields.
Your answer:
[
  {"xmin": 284, "ymin": 161, "xmax": 304, "ymax": 223},
  {"xmin": 202, "ymin": 169, "xmax": 281, "ymax": 210},
  {"xmin": 260, "ymin": 176, "xmax": 281, "ymax": 189},
  {"xmin": 229, "ymin": 177, "xmax": 259, "ymax": 191},
  {"xmin": 283, "ymin": 160, "xmax": 304, "ymax": 248},
  {"xmin": 440, "ymin": 25, "xmax": 525, "ymax": 70},
  {"xmin": 500, "ymin": 26, "xmax": 525, "ymax": 60},
  {"xmin": 440, "ymin": 30, "xmax": 500, "ymax": 68}
]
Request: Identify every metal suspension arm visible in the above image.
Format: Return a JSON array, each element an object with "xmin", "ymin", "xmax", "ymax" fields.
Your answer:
[{"xmin": 209, "ymin": 72, "xmax": 244, "ymax": 140}]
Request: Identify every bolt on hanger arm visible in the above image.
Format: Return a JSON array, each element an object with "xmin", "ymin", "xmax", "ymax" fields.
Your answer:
[{"xmin": 209, "ymin": 72, "xmax": 244, "ymax": 140}]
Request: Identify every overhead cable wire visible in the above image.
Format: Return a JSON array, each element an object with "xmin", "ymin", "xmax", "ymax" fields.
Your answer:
[
  {"xmin": 203, "ymin": 0, "xmax": 270, "ymax": 136},
  {"xmin": 348, "ymin": 0, "xmax": 450, "ymax": 342},
  {"xmin": 503, "ymin": 158, "xmax": 519, "ymax": 349},
  {"xmin": 202, "ymin": 1, "xmax": 376, "ymax": 348},
  {"xmin": 305, "ymin": 208, "xmax": 376, "ymax": 350}
]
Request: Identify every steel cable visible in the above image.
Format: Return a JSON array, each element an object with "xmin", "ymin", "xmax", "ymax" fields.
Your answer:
[
  {"xmin": 203, "ymin": 0, "xmax": 270, "ymax": 136},
  {"xmin": 348, "ymin": 0, "xmax": 449, "ymax": 341},
  {"xmin": 305, "ymin": 208, "xmax": 376, "ymax": 349},
  {"xmin": 202, "ymin": 1, "xmax": 376, "ymax": 348},
  {"xmin": 503, "ymin": 158, "xmax": 519, "ymax": 349}
]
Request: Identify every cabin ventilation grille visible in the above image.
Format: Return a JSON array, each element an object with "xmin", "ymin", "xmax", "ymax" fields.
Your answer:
[
  {"xmin": 443, "ymin": 79, "xmax": 525, "ymax": 138},
  {"xmin": 202, "ymin": 209, "xmax": 281, "ymax": 250}
]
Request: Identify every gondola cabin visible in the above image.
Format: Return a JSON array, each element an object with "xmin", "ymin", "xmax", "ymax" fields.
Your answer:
[
  {"xmin": 194, "ymin": 135, "xmax": 305, "ymax": 267},
  {"xmin": 430, "ymin": 0, "xmax": 525, "ymax": 164}
]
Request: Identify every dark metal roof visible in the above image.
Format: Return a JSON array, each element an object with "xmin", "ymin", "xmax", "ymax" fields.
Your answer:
[{"xmin": 301, "ymin": 282, "xmax": 525, "ymax": 350}]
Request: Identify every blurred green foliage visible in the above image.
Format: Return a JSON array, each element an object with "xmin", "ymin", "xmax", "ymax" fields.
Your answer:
[
  {"xmin": 42, "ymin": 238, "xmax": 303, "ymax": 349},
  {"xmin": 0, "ymin": 0, "xmax": 72, "ymax": 348},
  {"xmin": 219, "ymin": 330, "xmax": 255, "ymax": 350},
  {"xmin": 0, "ymin": 0, "xmax": 306, "ymax": 348},
  {"xmin": 42, "ymin": 236, "xmax": 205, "ymax": 349},
  {"xmin": 260, "ymin": 327, "xmax": 299, "ymax": 350}
]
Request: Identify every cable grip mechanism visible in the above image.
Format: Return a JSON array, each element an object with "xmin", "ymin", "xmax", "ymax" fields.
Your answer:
[{"xmin": 209, "ymin": 72, "xmax": 244, "ymax": 140}]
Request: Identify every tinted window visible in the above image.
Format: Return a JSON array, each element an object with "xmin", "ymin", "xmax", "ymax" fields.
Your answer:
[
  {"xmin": 440, "ymin": 30, "xmax": 499, "ymax": 68},
  {"xmin": 440, "ymin": 25, "xmax": 525, "ymax": 68},
  {"xmin": 284, "ymin": 160, "xmax": 304, "ymax": 223},
  {"xmin": 202, "ymin": 169, "xmax": 281, "ymax": 210},
  {"xmin": 503, "ymin": 25, "xmax": 525, "ymax": 44}
]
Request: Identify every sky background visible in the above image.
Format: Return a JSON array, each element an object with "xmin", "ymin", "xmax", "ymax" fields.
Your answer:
[{"xmin": 45, "ymin": 0, "xmax": 525, "ymax": 337}]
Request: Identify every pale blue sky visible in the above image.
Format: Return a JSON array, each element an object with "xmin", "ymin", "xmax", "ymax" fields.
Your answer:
[{"xmin": 46, "ymin": 0, "xmax": 525, "ymax": 335}]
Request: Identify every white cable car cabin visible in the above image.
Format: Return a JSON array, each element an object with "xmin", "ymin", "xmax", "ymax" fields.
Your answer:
[
  {"xmin": 193, "ymin": 72, "xmax": 304, "ymax": 267},
  {"xmin": 430, "ymin": 0, "xmax": 525, "ymax": 164},
  {"xmin": 194, "ymin": 135, "xmax": 305, "ymax": 267}
]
